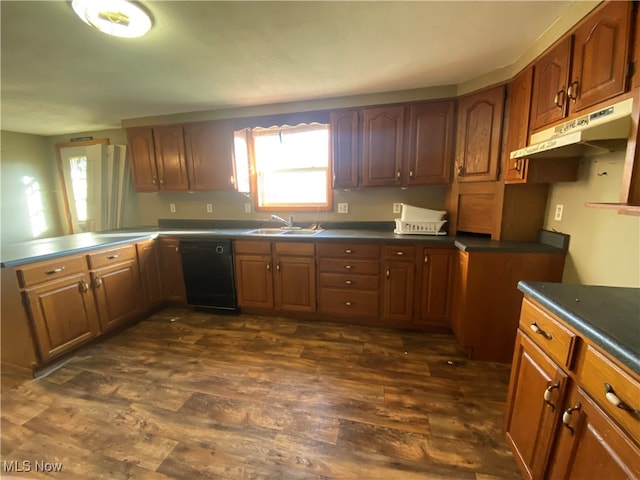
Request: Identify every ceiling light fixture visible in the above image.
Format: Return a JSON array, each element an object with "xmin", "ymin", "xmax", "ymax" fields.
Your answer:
[{"xmin": 71, "ymin": 0, "xmax": 152, "ymax": 38}]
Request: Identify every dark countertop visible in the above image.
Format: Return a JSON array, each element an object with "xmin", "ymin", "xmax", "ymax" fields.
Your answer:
[
  {"xmin": 518, "ymin": 281, "xmax": 640, "ymax": 375},
  {"xmin": 1, "ymin": 222, "xmax": 568, "ymax": 268}
]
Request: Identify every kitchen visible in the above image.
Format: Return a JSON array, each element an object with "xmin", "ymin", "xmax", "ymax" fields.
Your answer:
[{"xmin": 1, "ymin": 1, "xmax": 639, "ymax": 479}]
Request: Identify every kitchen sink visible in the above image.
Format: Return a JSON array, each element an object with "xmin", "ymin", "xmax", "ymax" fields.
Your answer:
[{"xmin": 246, "ymin": 228, "xmax": 323, "ymax": 236}]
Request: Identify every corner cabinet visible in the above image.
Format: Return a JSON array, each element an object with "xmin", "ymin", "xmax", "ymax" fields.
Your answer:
[
  {"xmin": 454, "ymin": 85, "xmax": 505, "ymax": 183},
  {"xmin": 505, "ymin": 296, "xmax": 640, "ymax": 479}
]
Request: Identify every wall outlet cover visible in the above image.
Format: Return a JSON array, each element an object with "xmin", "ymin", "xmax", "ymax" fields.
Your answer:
[
  {"xmin": 169, "ymin": 203, "xmax": 176, "ymax": 213},
  {"xmin": 554, "ymin": 204, "xmax": 564, "ymax": 221},
  {"xmin": 393, "ymin": 203, "xmax": 402, "ymax": 214},
  {"xmin": 244, "ymin": 203, "xmax": 252, "ymax": 213},
  {"xmin": 206, "ymin": 203, "xmax": 213, "ymax": 213},
  {"xmin": 337, "ymin": 203, "xmax": 349, "ymax": 214}
]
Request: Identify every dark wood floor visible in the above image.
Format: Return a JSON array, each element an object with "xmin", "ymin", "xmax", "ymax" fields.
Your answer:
[{"xmin": 1, "ymin": 309, "xmax": 520, "ymax": 479}]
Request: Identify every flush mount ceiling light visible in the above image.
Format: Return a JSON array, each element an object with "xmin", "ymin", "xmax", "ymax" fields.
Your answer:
[{"xmin": 71, "ymin": 0, "xmax": 152, "ymax": 38}]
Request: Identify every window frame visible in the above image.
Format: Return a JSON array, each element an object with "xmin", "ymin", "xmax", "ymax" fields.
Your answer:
[{"xmin": 244, "ymin": 123, "xmax": 333, "ymax": 212}]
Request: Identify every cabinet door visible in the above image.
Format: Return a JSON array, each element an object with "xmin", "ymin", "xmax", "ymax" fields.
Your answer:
[
  {"xmin": 406, "ymin": 100, "xmax": 455, "ymax": 185},
  {"xmin": 153, "ymin": 125, "xmax": 190, "ymax": 191},
  {"xmin": 127, "ymin": 127, "xmax": 158, "ymax": 192},
  {"xmin": 92, "ymin": 260, "xmax": 142, "ymax": 332},
  {"xmin": 546, "ymin": 387, "xmax": 640, "ymax": 480},
  {"xmin": 136, "ymin": 240, "xmax": 163, "ymax": 311},
  {"xmin": 361, "ymin": 105, "xmax": 405, "ymax": 186},
  {"xmin": 330, "ymin": 109, "xmax": 360, "ymax": 189},
  {"xmin": 184, "ymin": 120, "xmax": 236, "ymax": 191},
  {"xmin": 530, "ymin": 36, "xmax": 573, "ymax": 131},
  {"xmin": 24, "ymin": 273, "xmax": 100, "ymax": 362},
  {"xmin": 381, "ymin": 260, "xmax": 415, "ymax": 322},
  {"xmin": 455, "ymin": 85, "xmax": 505, "ymax": 182},
  {"xmin": 570, "ymin": 0, "xmax": 631, "ymax": 113},
  {"xmin": 234, "ymin": 254, "xmax": 274, "ymax": 309},
  {"xmin": 158, "ymin": 238, "xmax": 186, "ymax": 304},
  {"xmin": 504, "ymin": 331, "xmax": 569, "ymax": 480},
  {"xmin": 504, "ymin": 68, "xmax": 534, "ymax": 184},
  {"xmin": 274, "ymin": 256, "xmax": 316, "ymax": 313},
  {"xmin": 418, "ymin": 248, "xmax": 454, "ymax": 327}
]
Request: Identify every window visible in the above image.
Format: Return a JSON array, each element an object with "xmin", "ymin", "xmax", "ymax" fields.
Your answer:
[
  {"xmin": 22, "ymin": 176, "xmax": 47, "ymax": 237},
  {"xmin": 69, "ymin": 155, "xmax": 88, "ymax": 223},
  {"xmin": 234, "ymin": 123, "xmax": 332, "ymax": 211}
]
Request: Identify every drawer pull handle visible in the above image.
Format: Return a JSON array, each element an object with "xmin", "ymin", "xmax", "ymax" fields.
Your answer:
[
  {"xmin": 345, "ymin": 302, "xmax": 352, "ymax": 306},
  {"xmin": 94, "ymin": 275, "xmax": 103, "ymax": 288},
  {"xmin": 396, "ymin": 251, "xmax": 404, "ymax": 256},
  {"xmin": 530, "ymin": 322, "xmax": 552, "ymax": 340},
  {"xmin": 45, "ymin": 267, "xmax": 65, "ymax": 275},
  {"xmin": 605, "ymin": 384, "xmax": 640, "ymax": 418},
  {"xmin": 79, "ymin": 279, "xmax": 89, "ymax": 292},
  {"xmin": 543, "ymin": 381, "xmax": 560, "ymax": 411},
  {"xmin": 344, "ymin": 249, "xmax": 352, "ymax": 254},
  {"xmin": 106, "ymin": 254, "xmax": 120, "ymax": 260},
  {"xmin": 345, "ymin": 280, "xmax": 352, "ymax": 285},
  {"xmin": 562, "ymin": 402, "xmax": 581, "ymax": 435},
  {"xmin": 345, "ymin": 265, "xmax": 352, "ymax": 269}
]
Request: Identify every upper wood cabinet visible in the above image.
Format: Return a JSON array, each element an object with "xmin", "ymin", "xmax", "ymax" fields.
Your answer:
[
  {"xmin": 455, "ymin": 85, "xmax": 505, "ymax": 183},
  {"xmin": 127, "ymin": 125, "xmax": 189, "ymax": 192},
  {"xmin": 361, "ymin": 105, "xmax": 405, "ymax": 186},
  {"xmin": 152, "ymin": 125, "xmax": 190, "ymax": 191},
  {"xmin": 406, "ymin": 100, "xmax": 455, "ymax": 185},
  {"xmin": 330, "ymin": 109, "xmax": 360, "ymax": 189},
  {"xmin": 127, "ymin": 122, "xmax": 235, "ymax": 192},
  {"xmin": 530, "ymin": 1, "xmax": 632, "ymax": 132},
  {"xmin": 184, "ymin": 120, "xmax": 236, "ymax": 191}
]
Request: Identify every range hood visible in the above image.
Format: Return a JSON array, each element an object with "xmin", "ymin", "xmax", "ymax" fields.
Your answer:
[{"xmin": 511, "ymin": 97, "xmax": 633, "ymax": 160}]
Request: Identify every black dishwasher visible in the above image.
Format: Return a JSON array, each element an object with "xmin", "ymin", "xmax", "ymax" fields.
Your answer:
[{"xmin": 179, "ymin": 239, "xmax": 238, "ymax": 311}]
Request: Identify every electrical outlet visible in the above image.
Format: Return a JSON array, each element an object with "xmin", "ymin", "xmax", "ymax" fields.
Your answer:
[
  {"xmin": 169, "ymin": 203, "xmax": 176, "ymax": 213},
  {"xmin": 554, "ymin": 204, "xmax": 564, "ymax": 221},
  {"xmin": 393, "ymin": 203, "xmax": 402, "ymax": 214},
  {"xmin": 337, "ymin": 203, "xmax": 349, "ymax": 214},
  {"xmin": 206, "ymin": 203, "xmax": 213, "ymax": 213},
  {"xmin": 244, "ymin": 203, "xmax": 252, "ymax": 213}
]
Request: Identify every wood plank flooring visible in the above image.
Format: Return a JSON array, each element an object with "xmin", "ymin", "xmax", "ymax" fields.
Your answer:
[{"xmin": 1, "ymin": 309, "xmax": 520, "ymax": 479}]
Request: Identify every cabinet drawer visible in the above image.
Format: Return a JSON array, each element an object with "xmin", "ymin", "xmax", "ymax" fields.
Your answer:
[
  {"xmin": 318, "ymin": 288, "xmax": 379, "ymax": 317},
  {"xmin": 317, "ymin": 243, "xmax": 379, "ymax": 259},
  {"xmin": 273, "ymin": 242, "xmax": 315, "ymax": 256},
  {"xmin": 319, "ymin": 273, "xmax": 379, "ymax": 291},
  {"xmin": 234, "ymin": 240, "xmax": 271, "ymax": 255},
  {"xmin": 519, "ymin": 298, "xmax": 577, "ymax": 369},
  {"xmin": 384, "ymin": 245, "xmax": 415, "ymax": 259},
  {"xmin": 87, "ymin": 245, "xmax": 136, "ymax": 269},
  {"xmin": 318, "ymin": 258, "xmax": 379, "ymax": 275},
  {"xmin": 579, "ymin": 346, "xmax": 640, "ymax": 444},
  {"xmin": 17, "ymin": 255, "xmax": 86, "ymax": 288}
]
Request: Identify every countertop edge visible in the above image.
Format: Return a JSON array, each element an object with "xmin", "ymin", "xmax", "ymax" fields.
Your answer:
[{"xmin": 518, "ymin": 281, "xmax": 640, "ymax": 376}]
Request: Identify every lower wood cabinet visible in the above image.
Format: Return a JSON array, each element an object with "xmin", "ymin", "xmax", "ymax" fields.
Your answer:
[
  {"xmin": 234, "ymin": 240, "xmax": 316, "ymax": 313},
  {"xmin": 381, "ymin": 244, "xmax": 416, "ymax": 323},
  {"xmin": 88, "ymin": 245, "xmax": 142, "ymax": 332},
  {"xmin": 23, "ymin": 271, "xmax": 101, "ymax": 362},
  {"xmin": 158, "ymin": 238, "xmax": 187, "ymax": 304},
  {"xmin": 505, "ymin": 296, "xmax": 640, "ymax": 479},
  {"xmin": 136, "ymin": 239, "xmax": 163, "ymax": 311},
  {"xmin": 417, "ymin": 247, "xmax": 454, "ymax": 328}
]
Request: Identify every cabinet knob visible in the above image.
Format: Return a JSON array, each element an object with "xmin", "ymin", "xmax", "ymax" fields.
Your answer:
[
  {"xmin": 345, "ymin": 280, "xmax": 352, "ymax": 285},
  {"xmin": 345, "ymin": 265, "xmax": 352, "ymax": 269},
  {"xmin": 345, "ymin": 301, "xmax": 352, "ymax": 306},
  {"xmin": 152, "ymin": 176, "xmax": 157, "ymax": 185},
  {"xmin": 386, "ymin": 267, "xmax": 390, "ymax": 278},
  {"xmin": 79, "ymin": 279, "xmax": 89, "ymax": 292},
  {"xmin": 94, "ymin": 275, "xmax": 103, "ymax": 288},
  {"xmin": 266, "ymin": 264, "xmax": 271, "ymax": 272},
  {"xmin": 561, "ymin": 402, "xmax": 581, "ymax": 435},
  {"xmin": 276, "ymin": 263, "xmax": 280, "ymax": 272},
  {"xmin": 456, "ymin": 164, "xmax": 464, "ymax": 177},
  {"xmin": 543, "ymin": 381, "xmax": 560, "ymax": 411},
  {"xmin": 396, "ymin": 170, "xmax": 401, "ymax": 179},
  {"xmin": 396, "ymin": 251, "xmax": 404, "ymax": 256},
  {"xmin": 530, "ymin": 322, "xmax": 552, "ymax": 340},
  {"xmin": 344, "ymin": 249, "xmax": 352, "ymax": 254},
  {"xmin": 424, "ymin": 255, "xmax": 428, "ymax": 264},
  {"xmin": 409, "ymin": 170, "xmax": 414, "ymax": 178},
  {"xmin": 604, "ymin": 383, "xmax": 640, "ymax": 416},
  {"xmin": 160, "ymin": 178, "xmax": 165, "ymax": 185}
]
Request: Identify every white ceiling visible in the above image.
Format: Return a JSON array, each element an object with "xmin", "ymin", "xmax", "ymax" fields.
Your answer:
[{"xmin": 1, "ymin": 1, "xmax": 575, "ymax": 137}]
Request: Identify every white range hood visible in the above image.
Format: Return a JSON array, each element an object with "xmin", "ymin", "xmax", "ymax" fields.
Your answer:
[{"xmin": 511, "ymin": 97, "xmax": 633, "ymax": 160}]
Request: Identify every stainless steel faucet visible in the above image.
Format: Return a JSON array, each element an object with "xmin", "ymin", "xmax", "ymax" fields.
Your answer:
[{"xmin": 270, "ymin": 214, "xmax": 293, "ymax": 228}]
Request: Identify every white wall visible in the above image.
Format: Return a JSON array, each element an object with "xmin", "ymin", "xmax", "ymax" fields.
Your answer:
[{"xmin": 544, "ymin": 151, "xmax": 640, "ymax": 287}]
